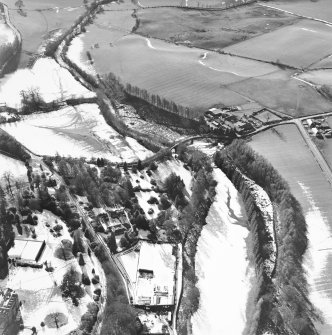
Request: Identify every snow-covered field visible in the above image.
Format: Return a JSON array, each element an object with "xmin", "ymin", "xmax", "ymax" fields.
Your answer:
[
  {"xmin": 1, "ymin": 210, "xmax": 105, "ymax": 335},
  {"xmin": 0, "ymin": 23, "xmax": 15, "ymax": 45},
  {"xmin": 0, "ymin": 57, "xmax": 95, "ymax": 108},
  {"xmin": 0, "ymin": 153, "xmax": 26, "ymax": 180},
  {"xmin": 192, "ymin": 169, "xmax": 254, "ymax": 335},
  {"xmin": 67, "ymin": 35, "xmax": 97, "ymax": 76},
  {"xmin": 300, "ymin": 182, "xmax": 332, "ymax": 334},
  {"xmin": 0, "ymin": 104, "xmax": 152, "ymax": 161}
]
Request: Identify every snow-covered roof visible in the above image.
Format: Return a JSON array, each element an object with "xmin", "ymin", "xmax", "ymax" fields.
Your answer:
[{"xmin": 8, "ymin": 239, "xmax": 45, "ymax": 262}]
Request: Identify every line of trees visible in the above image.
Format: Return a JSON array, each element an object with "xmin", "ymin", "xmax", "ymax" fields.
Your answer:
[
  {"xmin": 0, "ymin": 129, "xmax": 31, "ymax": 161},
  {"xmin": 0, "ymin": 186, "xmax": 15, "ymax": 279},
  {"xmin": 215, "ymin": 140, "xmax": 319, "ymax": 335}
]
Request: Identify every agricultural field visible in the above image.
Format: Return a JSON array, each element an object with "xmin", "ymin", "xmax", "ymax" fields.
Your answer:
[
  {"xmin": 137, "ymin": 0, "xmax": 253, "ymax": 8},
  {"xmin": 310, "ymin": 56, "xmax": 332, "ymax": 70},
  {"xmin": 0, "ymin": 0, "xmax": 87, "ymax": 68},
  {"xmin": 249, "ymin": 124, "xmax": 332, "ymax": 335},
  {"xmin": 135, "ymin": 5, "xmax": 300, "ymax": 50},
  {"xmin": 0, "ymin": 104, "xmax": 152, "ymax": 161},
  {"xmin": 84, "ymin": 34, "xmax": 294, "ymax": 114},
  {"xmin": 224, "ymin": 20, "xmax": 332, "ymax": 69},
  {"xmin": 266, "ymin": 0, "xmax": 332, "ymax": 23},
  {"xmin": 186, "ymin": 0, "xmax": 253, "ymax": 7},
  {"xmin": 68, "ymin": 8, "xmax": 332, "ymax": 119},
  {"xmin": 67, "ymin": 5, "xmax": 136, "ymax": 77},
  {"xmin": 298, "ymin": 69, "xmax": 332, "ymax": 86},
  {"xmin": 192, "ymin": 168, "xmax": 254, "ymax": 335},
  {"xmin": 0, "ymin": 57, "xmax": 95, "ymax": 108},
  {"xmin": 228, "ymin": 69, "xmax": 332, "ymax": 117}
]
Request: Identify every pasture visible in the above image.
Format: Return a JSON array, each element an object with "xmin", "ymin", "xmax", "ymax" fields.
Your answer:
[
  {"xmin": 137, "ymin": 0, "xmax": 254, "ymax": 8},
  {"xmin": 80, "ymin": 6, "xmax": 135, "ymax": 47},
  {"xmin": 310, "ymin": 56, "xmax": 332, "ymax": 70},
  {"xmin": 298, "ymin": 69, "xmax": 332, "ymax": 86},
  {"xmin": 228, "ymin": 69, "xmax": 332, "ymax": 117},
  {"xmin": 249, "ymin": 124, "xmax": 332, "ymax": 335},
  {"xmin": 67, "ymin": 4, "xmax": 136, "ymax": 76},
  {"xmin": 266, "ymin": 0, "xmax": 332, "ymax": 23},
  {"xmin": 224, "ymin": 20, "xmax": 332, "ymax": 69},
  {"xmin": 135, "ymin": 5, "xmax": 300, "ymax": 49},
  {"xmin": 1, "ymin": 0, "xmax": 86, "ymax": 67}
]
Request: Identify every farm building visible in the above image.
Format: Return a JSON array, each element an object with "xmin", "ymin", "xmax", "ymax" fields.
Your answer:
[
  {"xmin": 205, "ymin": 108, "xmax": 226, "ymax": 118},
  {"xmin": 0, "ymin": 289, "xmax": 20, "ymax": 335},
  {"xmin": 234, "ymin": 121, "xmax": 255, "ymax": 134},
  {"xmin": 8, "ymin": 239, "xmax": 46, "ymax": 264}
]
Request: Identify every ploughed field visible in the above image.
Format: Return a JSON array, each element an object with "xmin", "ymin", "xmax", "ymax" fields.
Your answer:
[{"xmin": 250, "ymin": 124, "xmax": 332, "ymax": 335}]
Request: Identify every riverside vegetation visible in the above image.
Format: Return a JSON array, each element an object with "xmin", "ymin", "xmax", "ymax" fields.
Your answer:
[{"xmin": 215, "ymin": 140, "xmax": 320, "ymax": 335}]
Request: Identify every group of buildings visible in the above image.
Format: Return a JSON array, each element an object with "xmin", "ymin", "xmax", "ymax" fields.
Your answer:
[
  {"xmin": 133, "ymin": 242, "xmax": 175, "ymax": 307},
  {"xmin": 304, "ymin": 118, "xmax": 332, "ymax": 139},
  {"xmin": 93, "ymin": 205, "xmax": 132, "ymax": 236},
  {"xmin": 204, "ymin": 105, "xmax": 282, "ymax": 135}
]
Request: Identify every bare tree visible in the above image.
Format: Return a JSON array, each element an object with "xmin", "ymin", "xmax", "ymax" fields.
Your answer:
[{"xmin": 2, "ymin": 171, "xmax": 13, "ymax": 196}]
